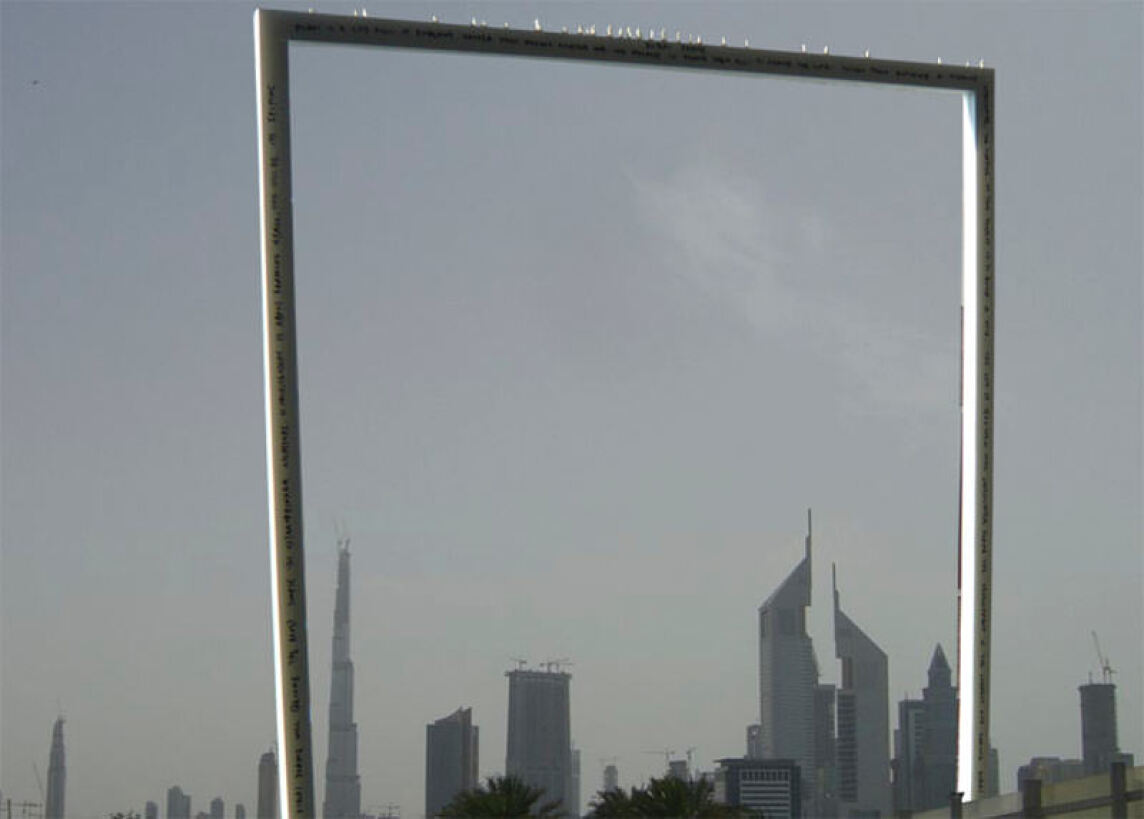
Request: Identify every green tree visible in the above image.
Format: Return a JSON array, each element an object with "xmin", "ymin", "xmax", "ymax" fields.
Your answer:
[
  {"xmin": 586, "ymin": 787, "xmax": 639, "ymax": 817},
  {"xmin": 439, "ymin": 774, "xmax": 563, "ymax": 818},
  {"xmin": 588, "ymin": 776, "xmax": 742, "ymax": 818}
]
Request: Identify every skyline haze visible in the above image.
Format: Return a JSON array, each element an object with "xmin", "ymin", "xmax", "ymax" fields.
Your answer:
[{"xmin": 2, "ymin": 1, "xmax": 1141, "ymax": 817}]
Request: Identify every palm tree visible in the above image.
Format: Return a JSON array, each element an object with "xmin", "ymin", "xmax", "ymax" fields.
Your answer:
[
  {"xmin": 586, "ymin": 787, "xmax": 639, "ymax": 817},
  {"xmin": 588, "ymin": 775, "xmax": 742, "ymax": 818},
  {"xmin": 439, "ymin": 774, "xmax": 563, "ymax": 818}
]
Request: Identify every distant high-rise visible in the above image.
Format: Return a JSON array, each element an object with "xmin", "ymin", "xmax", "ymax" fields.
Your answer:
[
  {"xmin": 893, "ymin": 697, "xmax": 927, "ymax": 812},
  {"xmin": 833, "ymin": 567, "xmax": 890, "ymax": 817},
  {"xmin": 923, "ymin": 646, "xmax": 958, "ymax": 805},
  {"xmin": 714, "ymin": 758, "xmax": 801, "ymax": 819},
  {"xmin": 892, "ymin": 645, "xmax": 957, "ymax": 814},
  {"xmin": 324, "ymin": 537, "xmax": 362, "ymax": 819},
  {"xmin": 209, "ymin": 797, "xmax": 224, "ymax": 819},
  {"xmin": 257, "ymin": 749, "xmax": 278, "ymax": 819},
  {"xmin": 603, "ymin": 764, "xmax": 619, "ymax": 794},
  {"xmin": 45, "ymin": 717, "xmax": 66, "ymax": 819},
  {"xmin": 1016, "ymin": 756, "xmax": 1086, "ymax": 789},
  {"xmin": 1080, "ymin": 682, "xmax": 1119, "ymax": 775},
  {"xmin": 505, "ymin": 668, "xmax": 573, "ymax": 812},
  {"xmin": 145, "ymin": 801, "xmax": 159, "ymax": 819},
  {"xmin": 167, "ymin": 786, "xmax": 191, "ymax": 819},
  {"xmin": 986, "ymin": 746, "xmax": 1001, "ymax": 797},
  {"xmin": 235, "ymin": 804, "xmax": 246, "ymax": 819},
  {"xmin": 425, "ymin": 707, "xmax": 479, "ymax": 818},
  {"xmin": 758, "ymin": 511, "xmax": 817, "ymax": 792}
]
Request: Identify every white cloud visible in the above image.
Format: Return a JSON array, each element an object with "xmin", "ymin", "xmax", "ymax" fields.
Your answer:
[{"xmin": 628, "ymin": 161, "xmax": 957, "ymax": 422}]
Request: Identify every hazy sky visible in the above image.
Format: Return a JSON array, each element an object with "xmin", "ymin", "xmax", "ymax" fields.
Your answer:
[{"xmin": 2, "ymin": 1, "xmax": 1141, "ymax": 817}]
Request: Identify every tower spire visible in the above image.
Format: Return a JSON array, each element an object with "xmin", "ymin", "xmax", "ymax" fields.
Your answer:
[
  {"xmin": 323, "ymin": 535, "xmax": 361, "ymax": 819},
  {"xmin": 806, "ymin": 508, "xmax": 812, "ymax": 558},
  {"xmin": 832, "ymin": 562, "xmax": 839, "ymax": 611}
]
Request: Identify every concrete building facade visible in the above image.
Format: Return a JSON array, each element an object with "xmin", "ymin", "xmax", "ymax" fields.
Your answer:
[
  {"xmin": 425, "ymin": 707, "xmax": 479, "ymax": 818},
  {"xmin": 1080, "ymin": 682, "xmax": 1120, "ymax": 776},
  {"xmin": 505, "ymin": 668, "xmax": 572, "ymax": 812},
  {"xmin": 715, "ymin": 758, "xmax": 802, "ymax": 819}
]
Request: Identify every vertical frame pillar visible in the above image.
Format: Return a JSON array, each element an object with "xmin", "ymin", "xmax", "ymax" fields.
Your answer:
[
  {"xmin": 957, "ymin": 79, "xmax": 995, "ymax": 802},
  {"xmin": 254, "ymin": 10, "xmax": 316, "ymax": 818}
]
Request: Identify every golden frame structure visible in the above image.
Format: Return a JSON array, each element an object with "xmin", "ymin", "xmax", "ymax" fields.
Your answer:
[{"xmin": 254, "ymin": 10, "xmax": 995, "ymax": 815}]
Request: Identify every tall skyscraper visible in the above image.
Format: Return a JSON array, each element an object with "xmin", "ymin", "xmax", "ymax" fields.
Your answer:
[
  {"xmin": 425, "ymin": 707, "xmax": 479, "ymax": 818},
  {"xmin": 323, "ymin": 537, "xmax": 362, "ymax": 819},
  {"xmin": 1079, "ymin": 682, "xmax": 1120, "ymax": 776},
  {"xmin": 257, "ymin": 750, "xmax": 278, "ymax": 819},
  {"xmin": 145, "ymin": 801, "xmax": 159, "ymax": 819},
  {"xmin": 45, "ymin": 717, "xmax": 66, "ymax": 819},
  {"xmin": 758, "ymin": 512, "xmax": 817, "ymax": 802},
  {"xmin": 833, "ymin": 567, "xmax": 890, "ymax": 817},
  {"xmin": 505, "ymin": 668, "xmax": 573, "ymax": 812},
  {"xmin": 167, "ymin": 786, "xmax": 191, "ymax": 819},
  {"xmin": 209, "ymin": 797, "xmax": 224, "ymax": 819}
]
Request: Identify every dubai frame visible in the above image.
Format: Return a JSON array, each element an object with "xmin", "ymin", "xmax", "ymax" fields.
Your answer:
[{"xmin": 254, "ymin": 9, "xmax": 995, "ymax": 816}]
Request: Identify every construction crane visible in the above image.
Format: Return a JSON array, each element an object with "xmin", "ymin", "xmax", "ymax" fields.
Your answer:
[
  {"xmin": 335, "ymin": 521, "xmax": 350, "ymax": 552},
  {"xmin": 31, "ymin": 762, "xmax": 44, "ymax": 804},
  {"xmin": 643, "ymin": 749, "xmax": 677, "ymax": 770},
  {"xmin": 542, "ymin": 658, "xmax": 572, "ymax": 673},
  {"xmin": 684, "ymin": 746, "xmax": 697, "ymax": 769},
  {"xmin": 1091, "ymin": 631, "xmax": 1116, "ymax": 684}
]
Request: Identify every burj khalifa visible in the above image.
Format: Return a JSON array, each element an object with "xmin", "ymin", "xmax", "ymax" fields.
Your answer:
[{"xmin": 323, "ymin": 537, "xmax": 361, "ymax": 819}]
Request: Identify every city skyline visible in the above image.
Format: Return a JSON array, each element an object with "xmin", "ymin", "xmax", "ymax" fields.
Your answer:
[
  {"xmin": 2, "ymin": 2, "xmax": 1140, "ymax": 817},
  {"xmin": 8, "ymin": 569, "xmax": 1140, "ymax": 817}
]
